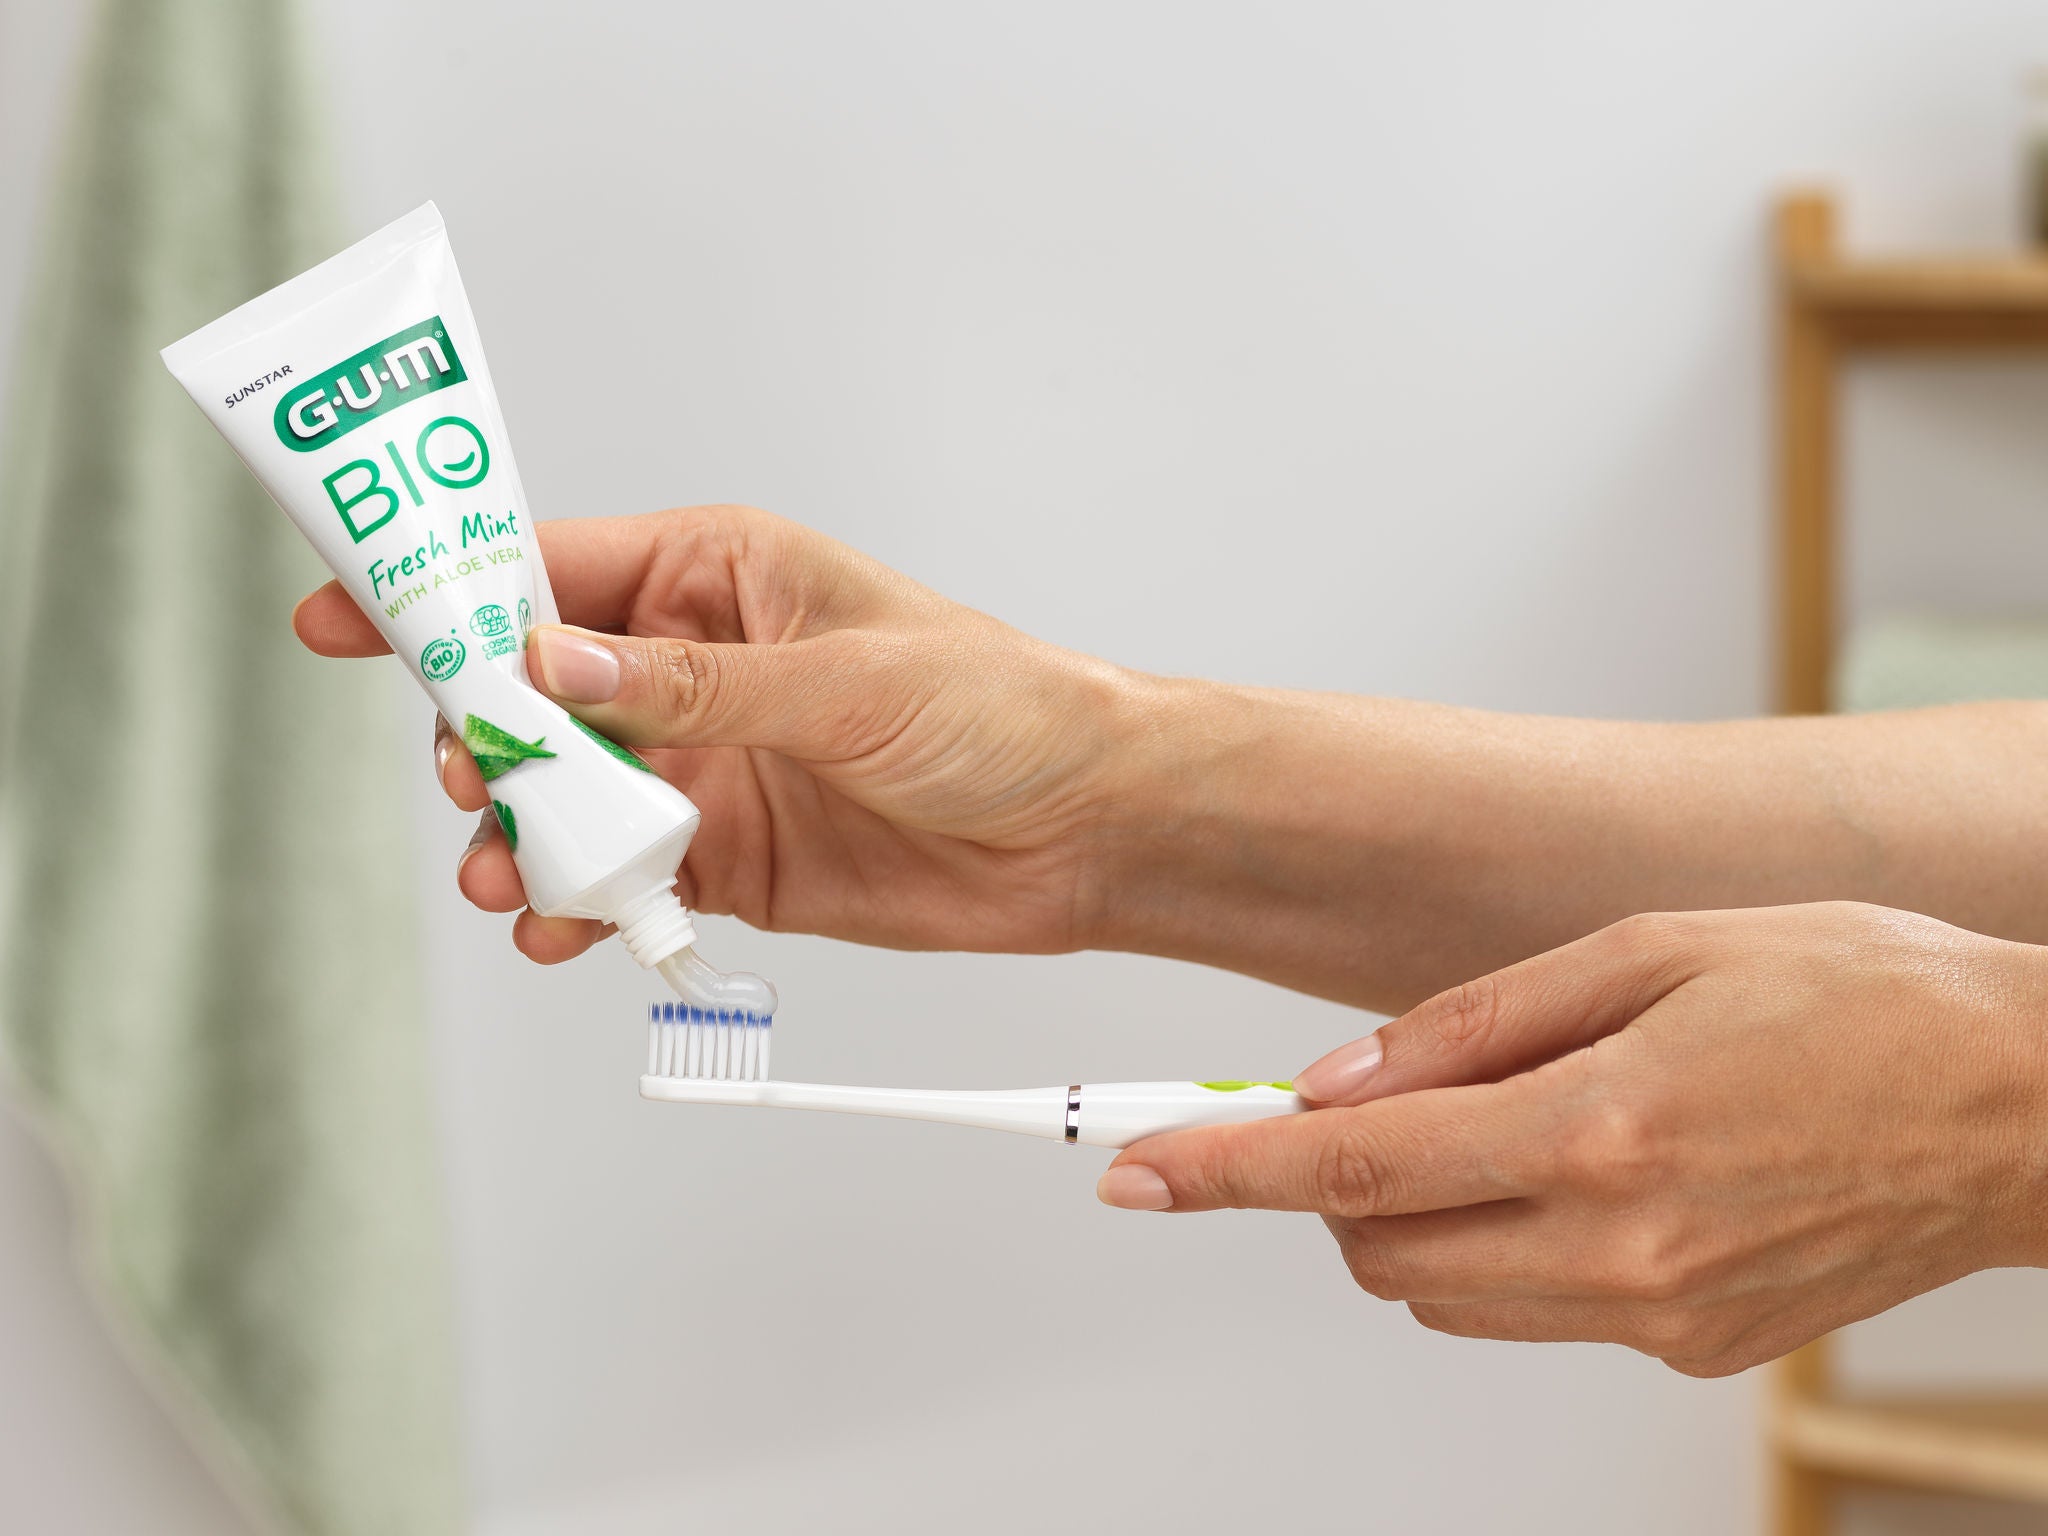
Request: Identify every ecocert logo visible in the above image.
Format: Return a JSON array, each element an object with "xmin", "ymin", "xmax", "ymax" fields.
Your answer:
[{"xmin": 273, "ymin": 316, "xmax": 466, "ymax": 452}]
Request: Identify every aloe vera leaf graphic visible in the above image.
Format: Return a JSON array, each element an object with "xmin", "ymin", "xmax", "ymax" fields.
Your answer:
[
  {"xmin": 462, "ymin": 713, "xmax": 556, "ymax": 782},
  {"xmin": 568, "ymin": 714, "xmax": 654, "ymax": 773}
]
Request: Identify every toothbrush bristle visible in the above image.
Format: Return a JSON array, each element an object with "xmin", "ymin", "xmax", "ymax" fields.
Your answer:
[{"xmin": 645, "ymin": 999, "xmax": 774, "ymax": 1082}]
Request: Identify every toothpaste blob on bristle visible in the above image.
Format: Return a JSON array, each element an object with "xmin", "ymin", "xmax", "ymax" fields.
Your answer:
[{"xmin": 656, "ymin": 944, "xmax": 777, "ymax": 1023}]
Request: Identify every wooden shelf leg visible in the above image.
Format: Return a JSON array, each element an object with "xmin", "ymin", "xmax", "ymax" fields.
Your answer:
[
  {"xmin": 1771, "ymin": 1458, "xmax": 1832, "ymax": 1536},
  {"xmin": 1770, "ymin": 1338, "xmax": 1835, "ymax": 1535},
  {"xmin": 1776, "ymin": 193, "xmax": 1839, "ymax": 715}
]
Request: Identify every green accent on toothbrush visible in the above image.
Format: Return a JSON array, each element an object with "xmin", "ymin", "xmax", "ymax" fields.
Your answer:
[
  {"xmin": 1194, "ymin": 1080, "xmax": 1294, "ymax": 1092},
  {"xmin": 463, "ymin": 713, "xmax": 555, "ymax": 781},
  {"xmin": 492, "ymin": 799, "xmax": 517, "ymax": 851},
  {"xmin": 569, "ymin": 713, "xmax": 654, "ymax": 772}
]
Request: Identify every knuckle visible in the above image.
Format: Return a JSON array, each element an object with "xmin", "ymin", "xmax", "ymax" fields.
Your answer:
[
  {"xmin": 1556, "ymin": 1099, "xmax": 1660, "ymax": 1193},
  {"xmin": 1406, "ymin": 1302, "xmax": 1473, "ymax": 1339},
  {"xmin": 1588, "ymin": 1220, "xmax": 1705, "ymax": 1305},
  {"xmin": 1603, "ymin": 910, "xmax": 1688, "ymax": 959},
  {"xmin": 1338, "ymin": 1229, "xmax": 1407, "ymax": 1300},
  {"xmin": 647, "ymin": 640, "xmax": 717, "ymax": 720},
  {"xmin": 1312, "ymin": 1121, "xmax": 1399, "ymax": 1215},
  {"xmin": 706, "ymin": 501, "xmax": 770, "ymax": 524},
  {"xmin": 688, "ymin": 502, "xmax": 772, "ymax": 543},
  {"xmin": 1416, "ymin": 972, "xmax": 1505, "ymax": 1055},
  {"xmin": 1158, "ymin": 1127, "xmax": 1258, "ymax": 1210},
  {"xmin": 1623, "ymin": 1305, "xmax": 1709, "ymax": 1359},
  {"xmin": 1173, "ymin": 1147, "xmax": 1231, "ymax": 1208},
  {"xmin": 1664, "ymin": 1346, "xmax": 1750, "ymax": 1380},
  {"xmin": 700, "ymin": 502, "xmax": 799, "ymax": 580}
]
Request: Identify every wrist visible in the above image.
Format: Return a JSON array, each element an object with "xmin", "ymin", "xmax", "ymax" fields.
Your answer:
[
  {"xmin": 1065, "ymin": 667, "xmax": 1204, "ymax": 954},
  {"xmin": 1993, "ymin": 940, "xmax": 2048, "ymax": 1271},
  {"xmin": 1079, "ymin": 671, "xmax": 1308, "ymax": 963}
]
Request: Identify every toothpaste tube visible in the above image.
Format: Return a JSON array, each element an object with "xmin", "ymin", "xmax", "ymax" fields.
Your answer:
[{"xmin": 163, "ymin": 202, "xmax": 773, "ymax": 1018}]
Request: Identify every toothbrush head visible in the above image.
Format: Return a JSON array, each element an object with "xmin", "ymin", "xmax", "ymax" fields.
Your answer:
[
  {"xmin": 648, "ymin": 944, "xmax": 776, "ymax": 1081},
  {"xmin": 646, "ymin": 1000, "xmax": 773, "ymax": 1082}
]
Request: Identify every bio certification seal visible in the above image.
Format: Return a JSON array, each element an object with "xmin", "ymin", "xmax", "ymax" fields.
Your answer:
[{"xmin": 421, "ymin": 633, "xmax": 466, "ymax": 681}]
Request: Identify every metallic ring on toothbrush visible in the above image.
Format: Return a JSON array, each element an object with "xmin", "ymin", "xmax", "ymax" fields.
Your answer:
[{"xmin": 1065, "ymin": 1085, "xmax": 1082, "ymax": 1144}]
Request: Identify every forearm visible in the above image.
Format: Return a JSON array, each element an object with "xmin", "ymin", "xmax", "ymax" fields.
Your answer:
[{"xmin": 1092, "ymin": 680, "xmax": 2048, "ymax": 1012}]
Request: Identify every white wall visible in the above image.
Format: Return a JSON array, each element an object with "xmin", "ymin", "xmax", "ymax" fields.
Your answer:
[{"xmin": 6, "ymin": 2, "xmax": 2048, "ymax": 1533}]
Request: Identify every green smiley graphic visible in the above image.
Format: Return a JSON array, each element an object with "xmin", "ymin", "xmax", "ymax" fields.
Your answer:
[{"xmin": 418, "ymin": 415, "xmax": 490, "ymax": 489}]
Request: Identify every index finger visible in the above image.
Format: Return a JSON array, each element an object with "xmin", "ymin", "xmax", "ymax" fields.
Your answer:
[
  {"xmin": 293, "ymin": 515, "xmax": 664, "ymax": 657},
  {"xmin": 1103, "ymin": 1078, "xmax": 1558, "ymax": 1217}
]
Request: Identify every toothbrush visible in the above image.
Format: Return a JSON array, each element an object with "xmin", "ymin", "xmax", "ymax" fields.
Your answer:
[{"xmin": 641, "ymin": 1005, "xmax": 1305, "ymax": 1149}]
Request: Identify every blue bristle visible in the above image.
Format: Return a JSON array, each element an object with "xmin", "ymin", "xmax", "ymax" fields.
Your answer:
[{"xmin": 642, "ymin": 990, "xmax": 776, "ymax": 1082}]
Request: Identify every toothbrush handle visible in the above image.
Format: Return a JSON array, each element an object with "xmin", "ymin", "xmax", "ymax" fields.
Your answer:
[
  {"xmin": 635, "ymin": 1077, "xmax": 1306, "ymax": 1148},
  {"xmin": 1073, "ymin": 1082, "xmax": 1305, "ymax": 1149}
]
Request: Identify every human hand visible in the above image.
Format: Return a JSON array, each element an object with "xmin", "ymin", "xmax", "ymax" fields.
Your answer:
[
  {"xmin": 293, "ymin": 504, "xmax": 1152, "ymax": 962},
  {"xmin": 1096, "ymin": 902, "xmax": 2048, "ymax": 1376}
]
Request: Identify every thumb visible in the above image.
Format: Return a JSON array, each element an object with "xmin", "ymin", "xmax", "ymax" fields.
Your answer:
[
  {"xmin": 526, "ymin": 623, "xmax": 870, "ymax": 756},
  {"xmin": 1291, "ymin": 913, "xmax": 1706, "ymax": 1107}
]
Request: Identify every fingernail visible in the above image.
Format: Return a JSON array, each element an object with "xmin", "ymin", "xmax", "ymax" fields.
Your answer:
[
  {"xmin": 532, "ymin": 627, "xmax": 621, "ymax": 704},
  {"xmin": 1293, "ymin": 1034, "xmax": 1384, "ymax": 1103},
  {"xmin": 1097, "ymin": 1165, "xmax": 1173, "ymax": 1211},
  {"xmin": 458, "ymin": 815, "xmax": 493, "ymax": 876},
  {"xmin": 434, "ymin": 731, "xmax": 454, "ymax": 784}
]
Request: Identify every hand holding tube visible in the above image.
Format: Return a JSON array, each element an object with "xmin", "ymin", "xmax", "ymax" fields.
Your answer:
[
  {"xmin": 301, "ymin": 500, "xmax": 2048, "ymax": 1010},
  {"xmin": 296, "ymin": 504, "xmax": 1152, "ymax": 964}
]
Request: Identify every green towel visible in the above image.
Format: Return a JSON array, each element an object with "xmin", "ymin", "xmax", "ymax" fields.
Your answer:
[
  {"xmin": 1838, "ymin": 615, "xmax": 2048, "ymax": 713},
  {"xmin": 0, "ymin": 5, "xmax": 462, "ymax": 1534}
]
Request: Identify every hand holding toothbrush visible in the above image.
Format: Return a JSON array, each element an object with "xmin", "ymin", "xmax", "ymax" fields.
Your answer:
[{"xmin": 1100, "ymin": 903, "xmax": 2048, "ymax": 1379}]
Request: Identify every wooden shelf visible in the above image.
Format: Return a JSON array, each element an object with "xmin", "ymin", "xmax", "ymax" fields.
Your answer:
[
  {"xmin": 1787, "ymin": 254, "xmax": 2048, "ymax": 347},
  {"xmin": 1791, "ymin": 255, "xmax": 2048, "ymax": 312},
  {"xmin": 1774, "ymin": 192, "xmax": 2048, "ymax": 717},
  {"xmin": 1769, "ymin": 192, "xmax": 2048, "ymax": 1535},
  {"xmin": 1776, "ymin": 1392, "xmax": 2048, "ymax": 1506}
]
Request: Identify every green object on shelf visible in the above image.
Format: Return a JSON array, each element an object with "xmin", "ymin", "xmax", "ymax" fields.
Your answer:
[{"xmin": 1838, "ymin": 615, "xmax": 2048, "ymax": 713}]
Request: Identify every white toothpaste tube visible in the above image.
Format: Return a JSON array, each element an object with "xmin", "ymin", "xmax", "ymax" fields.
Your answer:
[{"xmin": 163, "ymin": 202, "xmax": 773, "ymax": 1019}]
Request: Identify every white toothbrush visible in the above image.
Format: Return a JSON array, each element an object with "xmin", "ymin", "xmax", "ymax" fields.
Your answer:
[{"xmin": 640, "ymin": 1006, "xmax": 1306, "ymax": 1148}]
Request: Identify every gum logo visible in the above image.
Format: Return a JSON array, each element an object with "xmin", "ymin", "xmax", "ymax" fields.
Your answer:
[{"xmin": 275, "ymin": 316, "xmax": 467, "ymax": 452}]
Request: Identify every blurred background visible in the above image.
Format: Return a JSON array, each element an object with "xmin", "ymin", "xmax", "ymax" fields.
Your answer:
[{"xmin": 5, "ymin": 2, "xmax": 2048, "ymax": 1533}]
